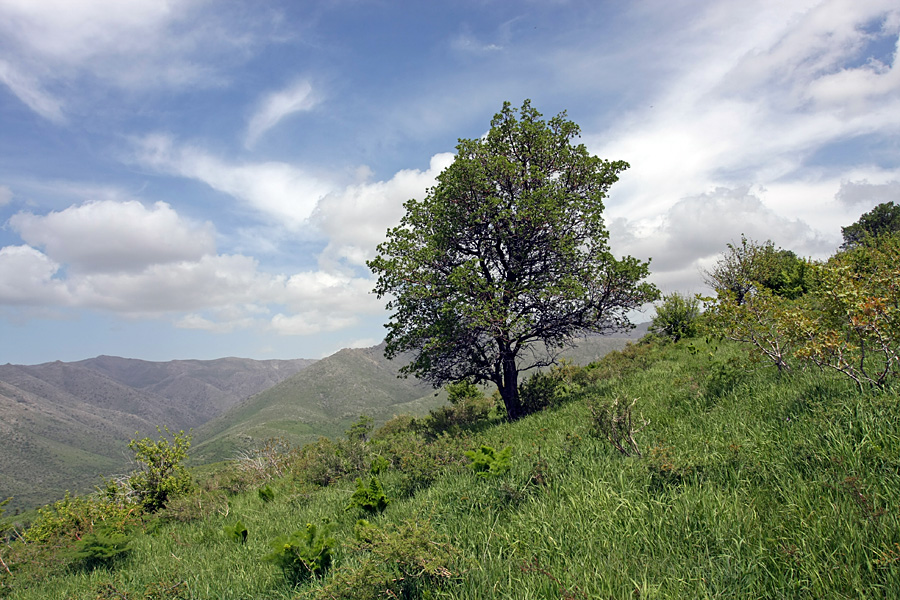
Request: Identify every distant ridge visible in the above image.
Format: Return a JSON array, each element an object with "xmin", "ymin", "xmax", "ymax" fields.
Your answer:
[{"xmin": 0, "ymin": 356, "xmax": 314, "ymax": 512}]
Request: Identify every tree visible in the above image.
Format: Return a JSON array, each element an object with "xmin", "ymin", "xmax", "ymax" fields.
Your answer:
[
  {"xmin": 841, "ymin": 201, "xmax": 900, "ymax": 250},
  {"xmin": 703, "ymin": 235, "xmax": 809, "ymax": 304},
  {"xmin": 368, "ymin": 100, "xmax": 658, "ymax": 420}
]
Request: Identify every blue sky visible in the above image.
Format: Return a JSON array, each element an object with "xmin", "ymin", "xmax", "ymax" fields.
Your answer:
[{"xmin": 1, "ymin": 0, "xmax": 898, "ymax": 364}]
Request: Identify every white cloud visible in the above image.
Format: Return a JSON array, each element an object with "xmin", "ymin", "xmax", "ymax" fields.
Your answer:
[
  {"xmin": 0, "ymin": 185, "xmax": 12, "ymax": 206},
  {"xmin": 311, "ymin": 152, "xmax": 454, "ymax": 269},
  {"xmin": 246, "ymin": 79, "xmax": 319, "ymax": 147},
  {"xmin": 134, "ymin": 134, "xmax": 333, "ymax": 229},
  {"xmin": 611, "ymin": 187, "xmax": 833, "ymax": 295},
  {"xmin": 9, "ymin": 200, "xmax": 216, "ymax": 273},
  {"xmin": 0, "ymin": 58, "xmax": 65, "ymax": 122},
  {"xmin": 0, "ymin": 0, "xmax": 274, "ymax": 120},
  {"xmin": 0, "ymin": 245, "xmax": 69, "ymax": 305}
]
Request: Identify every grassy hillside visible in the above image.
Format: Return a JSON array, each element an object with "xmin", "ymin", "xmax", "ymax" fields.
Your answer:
[
  {"xmin": 191, "ymin": 336, "xmax": 635, "ymax": 464},
  {"xmin": 4, "ymin": 336, "xmax": 898, "ymax": 598}
]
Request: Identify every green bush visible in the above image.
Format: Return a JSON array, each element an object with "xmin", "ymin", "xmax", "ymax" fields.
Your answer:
[
  {"xmin": 128, "ymin": 427, "xmax": 193, "ymax": 512},
  {"xmin": 23, "ymin": 492, "xmax": 135, "ymax": 544},
  {"xmin": 67, "ymin": 526, "xmax": 131, "ymax": 570},
  {"xmin": 312, "ymin": 519, "xmax": 461, "ymax": 600},
  {"xmin": 264, "ymin": 522, "xmax": 335, "ymax": 583},
  {"xmin": 464, "ymin": 445, "xmax": 512, "ymax": 478},
  {"xmin": 346, "ymin": 476, "xmax": 389, "ymax": 515},
  {"xmin": 650, "ymin": 292, "xmax": 702, "ymax": 342}
]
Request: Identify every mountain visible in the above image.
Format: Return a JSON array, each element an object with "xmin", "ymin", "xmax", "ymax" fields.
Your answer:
[{"xmin": 0, "ymin": 357, "xmax": 313, "ymax": 512}]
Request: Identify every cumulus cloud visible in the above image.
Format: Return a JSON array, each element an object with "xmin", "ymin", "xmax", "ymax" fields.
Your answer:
[
  {"xmin": 836, "ymin": 179, "xmax": 900, "ymax": 207},
  {"xmin": 610, "ymin": 187, "xmax": 832, "ymax": 294},
  {"xmin": 311, "ymin": 152, "xmax": 454, "ymax": 269},
  {"xmin": 246, "ymin": 79, "xmax": 319, "ymax": 147},
  {"xmin": 9, "ymin": 200, "xmax": 216, "ymax": 273},
  {"xmin": 134, "ymin": 134, "xmax": 333, "ymax": 229},
  {"xmin": 0, "ymin": 245, "xmax": 69, "ymax": 305}
]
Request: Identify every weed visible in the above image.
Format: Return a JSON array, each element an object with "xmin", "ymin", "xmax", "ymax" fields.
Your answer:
[
  {"xmin": 223, "ymin": 520, "xmax": 248, "ymax": 544},
  {"xmin": 589, "ymin": 398, "xmax": 648, "ymax": 457}
]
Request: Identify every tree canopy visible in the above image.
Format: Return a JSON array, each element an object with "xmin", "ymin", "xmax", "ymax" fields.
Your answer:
[
  {"xmin": 841, "ymin": 201, "xmax": 900, "ymax": 250},
  {"xmin": 368, "ymin": 100, "xmax": 658, "ymax": 420}
]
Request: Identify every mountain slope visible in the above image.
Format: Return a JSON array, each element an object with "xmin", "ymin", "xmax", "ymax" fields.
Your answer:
[{"xmin": 0, "ymin": 357, "xmax": 313, "ymax": 512}]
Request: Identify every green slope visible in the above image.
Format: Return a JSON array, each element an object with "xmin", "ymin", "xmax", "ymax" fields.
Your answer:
[{"xmin": 191, "ymin": 335, "xmax": 635, "ymax": 464}]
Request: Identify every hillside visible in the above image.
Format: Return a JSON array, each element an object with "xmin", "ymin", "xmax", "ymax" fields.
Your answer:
[
  {"xmin": 191, "ymin": 334, "xmax": 637, "ymax": 464},
  {"xmin": 4, "ymin": 337, "xmax": 898, "ymax": 599},
  {"xmin": 0, "ymin": 357, "xmax": 313, "ymax": 512}
]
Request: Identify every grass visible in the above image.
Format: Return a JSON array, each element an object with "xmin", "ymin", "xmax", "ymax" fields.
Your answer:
[{"xmin": 3, "ymin": 337, "xmax": 899, "ymax": 598}]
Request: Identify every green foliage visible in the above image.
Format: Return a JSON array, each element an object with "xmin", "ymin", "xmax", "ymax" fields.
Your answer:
[
  {"xmin": 258, "ymin": 485, "xmax": 275, "ymax": 503},
  {"xmin": 67, "ymin": 526, "xmax": 130, "ymax": 570},
  {"xmin": 223, "ymin": 520, "xmax": 248, "ymax": 544},
  {"xmin": 127, "ymin": 427, "xmax": 193, "ymax": 512},
  {"xmin": 589, "ymin": 398, "xmax": 648, "ymax": 457},
  {"xmin": 368, "ymin": 99, "xmax": 658, "ymax": 420},
  {"xmin": 792, "ymin": 234, "xmax": 900, "ymax": 388},
  {"xmin": 841, "ymin": 201, "xmax": 900, "ymax": 250},
  {"xmin": 518, "ymin": 362, "xmax": 581, "ymax": 415},
  {"xmin": 311, "ymin": 520, "xmax": 461, "ymax": 600},
  {"xmin": 264, "ymin": 522, "xmax": 335, "ymax": 583},
  {"xmin": 23, "ymin": 492, "xmax": 135, "ymax": 543},
  {"xmin": 446, "ymin": 380, "xmax": 483, "ymax": 406},
  {"xmin": 710, "ymin": 233, "xmax": 900, "ymax": 387},
  {"xmin": 346, "ymin": 476, "xmax": 389, "ymax": 515},
  {"xmin": 422, "ymin": 393, "xmax": 495, "ymax": 438},
  {"xmin": 464, "ymin": 444, "xmax": 512, "ymax": 478},
  {"xmin": 345, "ymin": 415, "xmax": 374, "ymax": 443},
  {"xmin": 650, "ymin": 292, "xmax": 702, "ymax": 342},
  {"xmin": 704, "ymin": 234, "xmax": 810, "ymax": 304},
  {"xmin": 368, "ymin": 454, "xmax": 390, "ymax": 475}
]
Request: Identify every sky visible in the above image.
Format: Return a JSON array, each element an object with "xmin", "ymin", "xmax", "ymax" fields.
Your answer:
[{"xmin": 0, "ymin": 0, "xmax": 898, "ymax": 365}]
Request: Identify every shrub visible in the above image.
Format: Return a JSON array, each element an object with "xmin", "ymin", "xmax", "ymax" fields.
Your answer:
[
  {"xmin": 258, "ymin": 485, "xmax": 275, "ymax": 503},
  {"xmin": 67, "ymin": 526, "xmax": 131, "ymax": 570},
  {"xmin": 346, "ymin": 476, "xmax": 389, "ymax": 515},
  {"xmin": 311, "ymin": 519, "xmax": 461, "ymax": 600},
  {"xmin": 24, "ymin": 492, "xmax": 136, "ymax": 544},
  {"xmin": 264, "ymin": 522, "xmax": 335, "ymax": 583},
  {"xmin": 464, "ymin": 445, "xmax": 512, "ymax": 478},
  {"xmin": 650, "ymin": 292, "xmax": 702, "ymax": 342},
  {"xmin": 128, "ymin": 427, "xmax": 193, "ymax": 512}
]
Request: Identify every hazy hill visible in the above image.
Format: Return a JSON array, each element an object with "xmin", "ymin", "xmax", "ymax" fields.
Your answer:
[{"xmin": 0, "ymin": 357, "xmax": 313, "ymax": 512}]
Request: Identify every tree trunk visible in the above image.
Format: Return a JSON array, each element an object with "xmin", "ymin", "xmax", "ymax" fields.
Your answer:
[{"xmin": 499, "ymin": 353, "xmax": 523, "ymax": 420}]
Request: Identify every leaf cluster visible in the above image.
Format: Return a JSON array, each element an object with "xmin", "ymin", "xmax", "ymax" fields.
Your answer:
[
  {"xmin": 264, "ymin": 522, "xmax": 335, "ymax": 583},
  {"xmin": 464, "ymin": 444, "xmax": 513, "ymax": 478}
]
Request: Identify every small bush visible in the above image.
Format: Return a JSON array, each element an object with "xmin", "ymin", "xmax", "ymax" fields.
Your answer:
[
  {"xmin": 346, "ymin": 476, "xmax": 389, "ymax": 515},
  {"xmin": 311, "ymin": 519, "xmax": 461, "ymax": 600},
  {"xmin": 258, "ymin": 485, "xmax": 275, "ymax": 503},
  {"xmin": 66, "ymin": 526, "xmax": 131, "ymax": 570},
  {"xmin": 464, "ymin": 445, "xmax": 512, "ymax": 478},
  {"xmin": 128, "ymin": 427, "xmax": 193, "ymax": 512},
  {"xmin": 650, "ymin": 292, "xmax": 702, "ymax": 342},
  {"xmin": 264, "ymin": 523, "xmax": 335, "ymax": 583},
  {"xmin": 24, "ymin": 492, "xmax": 136, "ymax": 544}
]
